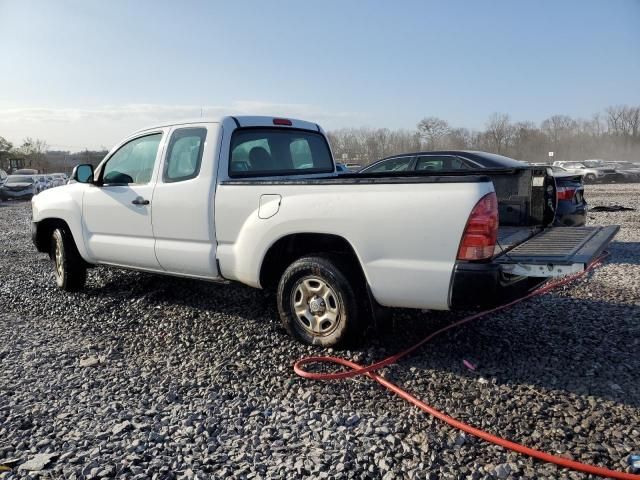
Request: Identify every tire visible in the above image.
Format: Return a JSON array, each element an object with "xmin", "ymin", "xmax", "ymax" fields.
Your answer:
[
  {"xmin": 277, "ymin": 255, "xmax": 361, "ymax": 347},
  {"xmin": 50, "ymin": 227, "xmax": 87, "ymax": 291},
  {"xmin": 585, "ymin": 173, "xmax": 596, "ymax": 183}
]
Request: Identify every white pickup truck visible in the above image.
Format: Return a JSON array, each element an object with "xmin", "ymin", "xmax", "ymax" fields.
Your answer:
[{"xmin": 31, "ymin": 116, "xmax": 619, "ymax": 346}]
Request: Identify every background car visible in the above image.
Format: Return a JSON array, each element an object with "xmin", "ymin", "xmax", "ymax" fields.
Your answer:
[
  {"xmin": 345, "ymin": 162, "xmax": 362, "ymax": 171},
  {"xmin": 605, "ymin": 162, "xmax": 640, "ymax": 182},
  {"xmin": 51, "ymin": 173, "xmax": 69, "ymax": 186},
  {"xmin": 361, "ymin": 150, "xmax": 587, "ymax": 226},
  {"xmin": 548, "ymin": 167, "xmax": 587, "ymax": 226},
  {"xmin": 553, "ymin": 160, "xmax": 616, "ymax": 182},
  {"xmin": 33, "ymin": 175, "xmax": 50, "ymax": 193},
  {"xmin": 0, "ymin": 175, "xmax": 37, "ymax": 201},
  {"xmin": 13, "ymin": 168, "xmax": 39, "ymax": 175}
]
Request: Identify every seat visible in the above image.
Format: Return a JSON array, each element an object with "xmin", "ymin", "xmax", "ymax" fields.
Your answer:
[{"xmin": 249, "ymin": 147, "xmax": 272, "ymax": 172}]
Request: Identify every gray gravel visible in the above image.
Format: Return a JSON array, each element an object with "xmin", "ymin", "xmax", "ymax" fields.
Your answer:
[{"xmin": 1, "ymin": 184, "xmax": 639, "ymax": 479}]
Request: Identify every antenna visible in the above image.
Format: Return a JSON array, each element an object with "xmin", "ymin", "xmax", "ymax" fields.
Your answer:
[{"xmin": 200, "ymin": 107, "xmax": 203, "ymax": 118}]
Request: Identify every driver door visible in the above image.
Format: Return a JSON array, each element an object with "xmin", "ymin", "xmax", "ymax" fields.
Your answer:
[{"xmin": 82, "ymin": 131, "xmax": 165, "ymax": 270}]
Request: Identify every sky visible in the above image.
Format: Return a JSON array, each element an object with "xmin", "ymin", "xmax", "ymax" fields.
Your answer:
[{"xmin": 0, "ymin": 0, "xmax": 639, "ymax": 151}]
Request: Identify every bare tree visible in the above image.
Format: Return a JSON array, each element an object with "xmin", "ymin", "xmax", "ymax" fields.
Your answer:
[
  {"xmin": 17, "ymin": 137, "xmax": 49, "ymax": 171},
  {"xmin": 443, "ymin": 127, "xmax": 474, "ymax": 150},
  {"xmin": 0, "ymin": 136, "xmax": 12, "ymax": 153},
  {"xmin": 540, "ymin": 114, "xmax": 579, "ymax": 159},
  {"xmin": 417, "ymin": 117, "xmax": 450, "ymax": 150},
  {"xmin": 485, "ymin": 113, "xmax": 513, "ymax": 154},
  {"xmin": 621, "ymin": 106, "xmax": 640, "ymax": 139}
]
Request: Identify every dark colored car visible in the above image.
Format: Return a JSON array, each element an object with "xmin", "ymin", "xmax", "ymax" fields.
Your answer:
[
  {"xmin": 549, "ymin": 167, "xmax": 586, "ymax": 226},
  {"xmin": 360, "ymin": 151, "xmax": 587, "ymax": 227}
]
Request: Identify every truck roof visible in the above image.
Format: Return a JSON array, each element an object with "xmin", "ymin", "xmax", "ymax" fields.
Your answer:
[{"xmin": 134, "ymin": 115, "xmax": 322, "ymax": 134}]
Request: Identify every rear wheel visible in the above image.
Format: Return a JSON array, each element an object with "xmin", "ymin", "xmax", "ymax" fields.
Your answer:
[
  {"xmin": 585, "ymin": 173, "xmax": 596, "ymax": 183},
  {"xmin": 50, "ymin": 227, "xmax": 87, "ymax": 291},
  {"xmin": 277, "ymin": 256, "xmax": 361, "ymax": 347}
]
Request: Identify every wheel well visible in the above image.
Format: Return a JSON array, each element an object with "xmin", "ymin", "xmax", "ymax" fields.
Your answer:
[
  {"xmin": 259, "ymin": 233, "xmax": 366, "ymax": 290},
  {"xmin": 34, "ymin": 218, "xmax": 72, "ymax": 254}
]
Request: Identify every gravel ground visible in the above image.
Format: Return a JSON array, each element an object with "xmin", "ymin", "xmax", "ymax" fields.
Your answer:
[{"xmin": 0, "ymin": 184, "xmax": 639, "ymax": 479}]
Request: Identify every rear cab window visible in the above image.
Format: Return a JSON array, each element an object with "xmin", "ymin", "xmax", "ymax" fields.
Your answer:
[{"xmin": 229, "ymin": 128, "xmax": 333, "ymax": 177}]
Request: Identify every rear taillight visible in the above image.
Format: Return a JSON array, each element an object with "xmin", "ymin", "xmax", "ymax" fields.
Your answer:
[
  {"xmin": 457, "ymin": 192, "xmax": 498, "ymax": 261},
  {"xmin": 556, "ymin": 186, "xmax": 576, "ymax": 201},
  {"xmin": 273, "ymin": 118, "xmax": 292, "ymax": 126}
]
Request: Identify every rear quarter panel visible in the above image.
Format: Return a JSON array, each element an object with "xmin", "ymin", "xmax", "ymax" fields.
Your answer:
[{"xmin": 215, "ymin": 180, "xmax": 493, "ymax": 310}]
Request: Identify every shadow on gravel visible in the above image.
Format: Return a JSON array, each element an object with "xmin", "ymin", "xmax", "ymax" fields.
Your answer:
[
  {"xmin": 80, "ymin": 265, "xmax": 639, "ymax": 409},
  {"xmin": 82, "ymin": 270, "xmax": 281, "ymax": 328},
  {"xmin": 605, "ymin": 241, "xmax": 640, "ymax": 265},
  {"xmin": 372, "ymin": 296, "xmax": 640, "ymax": 409}
]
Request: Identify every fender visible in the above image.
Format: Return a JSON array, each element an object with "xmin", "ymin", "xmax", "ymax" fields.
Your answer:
[{"xmin": 31, "ymin": 184, "xmax": 94, "ymax": 263}]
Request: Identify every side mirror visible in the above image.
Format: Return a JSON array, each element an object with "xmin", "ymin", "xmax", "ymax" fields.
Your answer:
[{"xmin": 72, "ymin": 164, "xmax": 94, "ymax": 184}]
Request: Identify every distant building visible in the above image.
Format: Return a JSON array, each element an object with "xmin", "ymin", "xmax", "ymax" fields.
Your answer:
[{"xmin": 0, "ymin": 154, "xmax": 26, "ymax": 173}]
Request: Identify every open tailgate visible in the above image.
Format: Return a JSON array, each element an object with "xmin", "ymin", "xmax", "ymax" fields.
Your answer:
[{"xmin": 495, "ymin": 225, "xmax": 619, "ymax": 277}]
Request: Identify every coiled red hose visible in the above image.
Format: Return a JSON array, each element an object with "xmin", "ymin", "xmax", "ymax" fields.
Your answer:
[{"xmin": 294, "ymin": 254, "xmax": 640, "ymax": 479}]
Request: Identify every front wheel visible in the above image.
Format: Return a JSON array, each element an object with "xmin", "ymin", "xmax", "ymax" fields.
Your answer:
[
  {"xmin": 277, "ymin": 256, "xmax": 361, "ymax": 347},
  {"xmin": 50, "ymin": 227, "xmax": 87, "ymax": 291},
  {"xmin": 585, "ymin": 173, "xmax": 597, "ymax": 183}
]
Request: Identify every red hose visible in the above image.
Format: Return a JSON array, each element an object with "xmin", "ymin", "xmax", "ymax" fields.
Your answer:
[{"xmin": 294, "ymin": 254, "xmax": 640, "ymax": 479}]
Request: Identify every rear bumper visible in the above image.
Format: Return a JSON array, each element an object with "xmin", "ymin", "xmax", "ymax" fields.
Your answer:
[
  {"xmin": 449, "ymin": 225, "xmax": 619, "ymax": 309},
  {"xmin": 554, "ymin": 202, "xmax": 587, "ymax": 227},
  {"xmin": 448, "ymin": 262, "xmax": 538, "ymax": 309}
]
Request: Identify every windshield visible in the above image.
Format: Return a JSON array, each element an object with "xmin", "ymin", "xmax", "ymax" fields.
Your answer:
[{"xmin": 7, "ymin": 176, "xmax": 34, "ymax": 184}]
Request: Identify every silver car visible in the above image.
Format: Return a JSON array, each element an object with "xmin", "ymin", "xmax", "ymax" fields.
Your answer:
[
  {"xmin": 0, "ymin": 175, "xmax": 37, "ymax": 200},
  {"xmin": 552, "ymin": 161, "xmax": 616, "ymax": 182}
]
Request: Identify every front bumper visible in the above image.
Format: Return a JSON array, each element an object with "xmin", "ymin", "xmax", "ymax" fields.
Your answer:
[{"xmin": 0, "ymin": 188, "xmax": 34, "ymax": 199}]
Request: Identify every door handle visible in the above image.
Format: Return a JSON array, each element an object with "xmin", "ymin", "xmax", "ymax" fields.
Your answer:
[{"xmin": 132, "ymin": 196, "xmax": 150, "ymax": 206}]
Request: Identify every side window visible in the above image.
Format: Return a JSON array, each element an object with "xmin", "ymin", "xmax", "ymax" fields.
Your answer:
[
  {"xmin": 164, "ymin": 127, "xmax": 207, "ymax": 182},
  {"xmin": 102, "ymin": 133, "xmax": 162, "ymax": 185},
  {"xmin": 416, "ymin": 155, "xmax": 471, "ymax": 171},
  {"xmin": 368, "ymin": 157, "xmax": 413, "ymax": 173},
  {"xmin": 229, "ymin": 129, "xmax": 333, "ymax": 177}
]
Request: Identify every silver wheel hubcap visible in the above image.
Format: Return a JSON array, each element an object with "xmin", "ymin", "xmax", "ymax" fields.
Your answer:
[
  {"xmin": 55, "ymin": 237, "xmax": 64, "ymax": 279},
  {"xmin": 292, "ymin": 276, "xmax": 340, "ymax": 335}
]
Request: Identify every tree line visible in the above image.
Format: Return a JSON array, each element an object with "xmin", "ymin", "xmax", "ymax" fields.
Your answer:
[
  {"xmin": 2, "ymin": 104, "xmax": 639, "ymax": 172},
  {"xmin": 0, "ymin": 136, "xmax": 107, "ymax": 173},
  {"xmin": 327, "ymin": 105, "xmax": 640, "ymax": 166}
]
